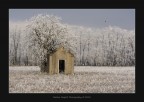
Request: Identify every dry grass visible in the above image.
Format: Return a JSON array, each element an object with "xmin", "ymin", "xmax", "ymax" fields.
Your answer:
[{"xmin": 9, "ymin": 66, "xmax": 135, "ymax": 93}]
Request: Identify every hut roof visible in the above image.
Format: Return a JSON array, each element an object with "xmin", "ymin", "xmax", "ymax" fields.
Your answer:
[{"xmin": 49, "ymin": 44, "xmax": 75, "ymax": 57}]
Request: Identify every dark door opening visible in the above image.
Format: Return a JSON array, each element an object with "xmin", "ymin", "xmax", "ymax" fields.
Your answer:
[{"xmin": 59, "ymin": 60, "xmax": 65, "ymax": 73}]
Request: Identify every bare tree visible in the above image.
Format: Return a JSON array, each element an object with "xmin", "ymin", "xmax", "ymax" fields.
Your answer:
[{"xmin": 9, "ymin": 26, "xmax": 21, "ymax": 65}]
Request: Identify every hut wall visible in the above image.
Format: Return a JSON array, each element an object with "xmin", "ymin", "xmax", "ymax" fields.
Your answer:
[{"xmin": 47, "ymin": 47, "xmax": 74, "ymax": 74}]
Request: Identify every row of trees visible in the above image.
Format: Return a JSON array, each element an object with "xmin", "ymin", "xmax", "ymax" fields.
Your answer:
[
  {"xmin": 74, "ymin": 26, "xmax": 135, "ymax": 66},
  {"xmin": 9, "ymin": 14, "xmax": 135, "ymax": 68}
]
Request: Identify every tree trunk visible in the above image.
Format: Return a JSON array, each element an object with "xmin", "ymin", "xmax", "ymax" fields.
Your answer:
[{"xmin": 40, "ymin": 61, "xmax": 47, "ymax": 72}]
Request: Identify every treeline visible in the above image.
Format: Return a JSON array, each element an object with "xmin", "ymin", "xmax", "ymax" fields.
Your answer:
[
  {"xmin": 9, "ymin": 16, "xmax": 135, "ymax": 66},
  {"xmin": 74, "ymin": 26, "xmax": 135, "ymax": 66}
]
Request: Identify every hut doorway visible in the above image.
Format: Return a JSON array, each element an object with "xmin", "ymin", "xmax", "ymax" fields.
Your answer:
[{"xmin": 59, "ymin": 60, "xmax": 65, "ymax": 73}]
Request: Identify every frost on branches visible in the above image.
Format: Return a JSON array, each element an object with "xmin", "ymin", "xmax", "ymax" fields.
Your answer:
[
  {"xmin": 9, "ymin": 14, "xmax": 135, "ymax": 67},
  {"xmin": 26, "ymin": 14, "xmax": 77, "ymax": 72}
]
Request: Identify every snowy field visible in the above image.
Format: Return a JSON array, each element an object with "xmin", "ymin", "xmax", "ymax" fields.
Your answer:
[{"xmin": 9, "ymin": 66, "xmax": 135, "ymax": 93}]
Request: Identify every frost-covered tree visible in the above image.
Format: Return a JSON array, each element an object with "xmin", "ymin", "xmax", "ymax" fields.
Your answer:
[
  {"xmin": 9, "ymin": 23, "xmax": 23, "ymax": 65},
  {"xmin": 26, "ymin": 14, "xmax": 77, "ymax": 72},
  {"xmin": 9, "ymin": 21, "xmax": 30, "ymax": 66}
]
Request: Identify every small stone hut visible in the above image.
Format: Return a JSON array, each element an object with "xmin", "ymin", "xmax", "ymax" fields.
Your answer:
[{"xmin": 47, "ymin": 46, "xmax": 74, "ymax": 74}]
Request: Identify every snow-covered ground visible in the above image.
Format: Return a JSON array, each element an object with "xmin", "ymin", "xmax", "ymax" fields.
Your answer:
[
  {"xmin": 9, "ymin": 66, "xmax": 40, "ymax": 71},
  {"xmin": 75, "ymin": 66, "xmax": 134, "ymax": 72},
  {"xmin": 9, "ymin": 66, "xmax": 135, "ymax": 93}
]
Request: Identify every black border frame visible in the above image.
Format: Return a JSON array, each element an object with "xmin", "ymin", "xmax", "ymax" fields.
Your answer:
[{"xmin": 0, "ymin": 0, "xmax": 143, "ymax": 101}]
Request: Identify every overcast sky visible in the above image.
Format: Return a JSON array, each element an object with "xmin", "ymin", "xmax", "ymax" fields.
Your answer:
[{"xmin": 9, "ymin": 9, "xmax": 135, "ymax": 30}]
